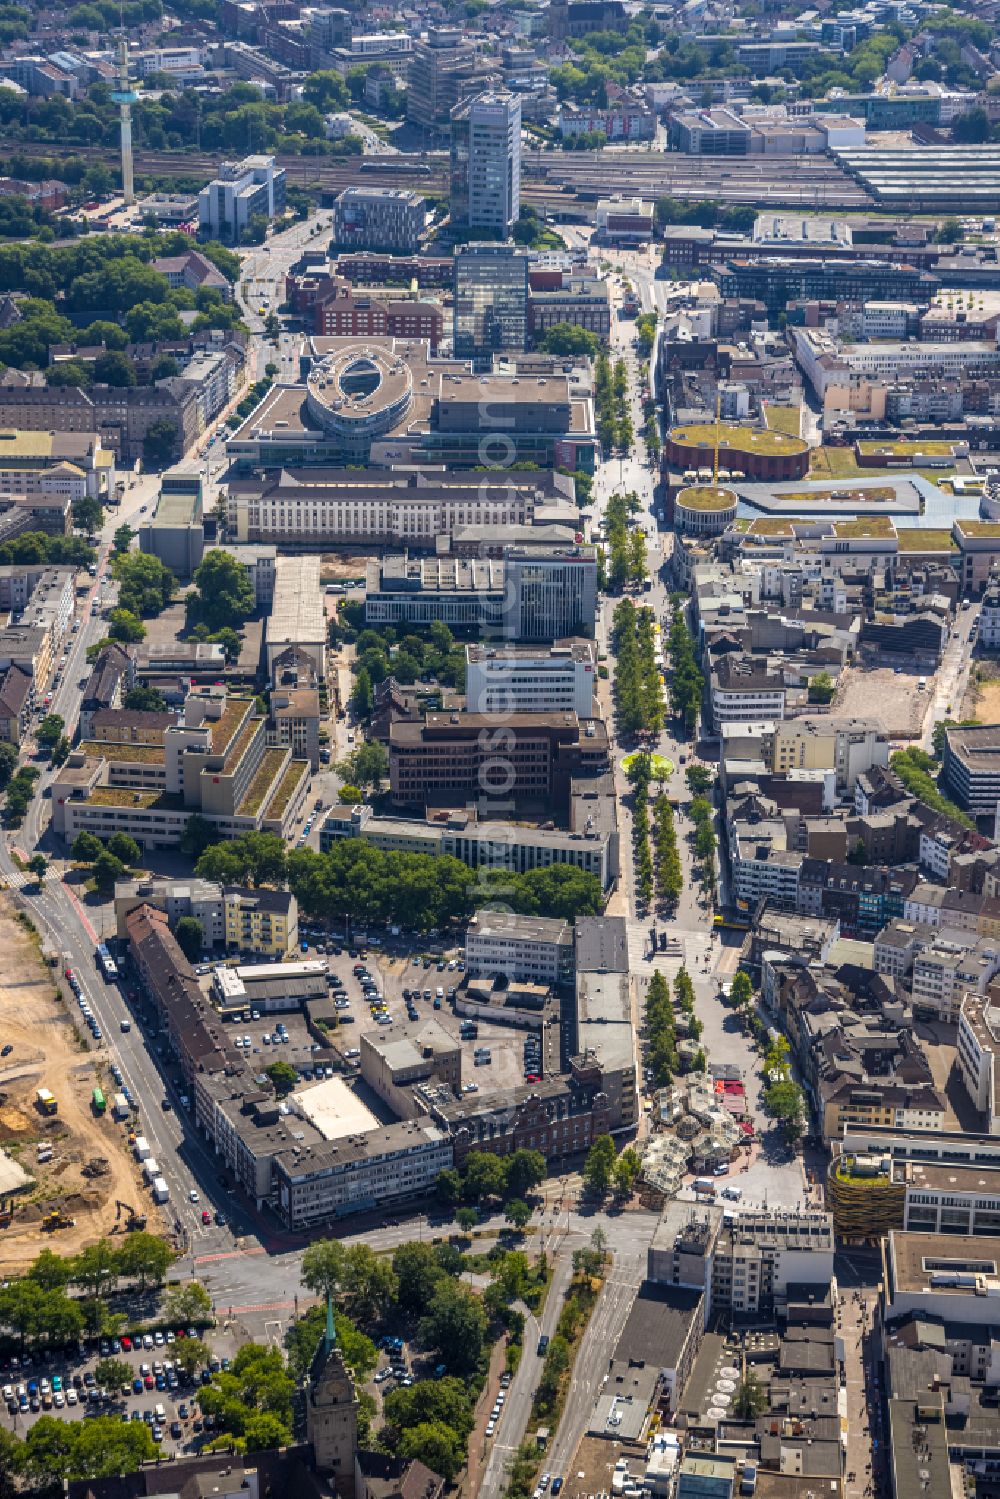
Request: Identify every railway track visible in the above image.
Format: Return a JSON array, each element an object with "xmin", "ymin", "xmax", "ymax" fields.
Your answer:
[{"xmin": 2, "ymin": 141, "xmax": 874, "ymax": 210}]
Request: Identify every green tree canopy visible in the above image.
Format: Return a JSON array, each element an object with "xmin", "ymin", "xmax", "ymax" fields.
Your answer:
[
  {"xmin": 582, "ymin": 1134, "xmax": 616, "ymax": 1196},
  {"xmin": 188, "ymin": 549, "xmax": 255, "ymax": 631},
  {"xmin": 110, "ymin": 551, "xmax": 175, "ymax": 617},
  {"xmin": 265, "ymin": 1060, "xmax": 298, "ymax": 1097},
  {"xmin": 174, "ymin": 915, "xmax": 204, "ymax": 962},
  {"xmin": 418, "ymin": 1279, "xmax": 487, "ymax": 1375}
]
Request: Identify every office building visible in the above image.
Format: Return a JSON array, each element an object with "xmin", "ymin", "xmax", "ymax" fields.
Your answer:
[
  {"xmin": 648, "ymin": 1199, "xmax": 835, "ymax": 1320},
  {"xmin": 407, "ymin": 28, "xmax": 479, "ymax": 132},
  {"xmin": 465, "ymin": 640, "xmax": 596, "ymax": 716},
  {"xmin": 0, "ymin": 429, "xmax": 114, "ymax": 504},
  {"xmin": 712, "ymin": 256, "xmax": 933, "ymax": 316},
  {"xmin": 273, "ymin": 1120, "xmax": 452, "ymax": 1228},
  {"xmin": 365, "ymin": 546, "xmax": 597, "ymax": 641},
  {"xmin": 228, "ymin": 338, "xmax": 595, "ymax": 473},
  {"xmin": 594, "ymin": 196, "xmax": 654, "ymax": 243},
  {"xmin": 388, "ymin": 709, "xmax": 609, "ymax": 809},
  {"xmin": 770, "ymin": 715, "xmax": 889, "ymax": 793},
  {"xmin": 450, "ymin": 90, "xmax": 521, "ymax": 236},
  {"xmin": 465, "ymin": 911, "xmax": 574, "ymax": 985},
  {"xmin": 330, "ymin": 187, "xmax": 426, "ymax": 254},
  {"xmin": 945, "ymin": 723, "xmax": 1000, "ymax": 817},
  {"xmin": 884, "ymin": 1229, "xmax": 1000, "ymax": 1329},
  {"xmin": 671, "ymin": 107, "xmax": 752, "ymax": 155},
  {"xmin": 322, "ymin": 784, "xmax": 619, "ymax": 890},
  {"xmin": 151, "ymin": 248, "xmax": 231, "ymax": 300},
  {"xmin": 453, "ymin": 242, "xmax": 529, "ymax": 364},
  {"xmin": 52, "ymin": 687, "xmax": 310, "ymax": 849},
  {"xmin": 197, "ymin": 155, "xmax": 286, "ymax": 242},
  {"xmin": 224, "ymin": 467, "xmax": 562, "ymax": 548},
  {"xmin": 0, "ymin": 378, "xmax": 199, "ymax": 465},
  {"xmin": 528, "ymin": 275, "xmax": 611, "ymax": 341},
  {"xmin": 295, "ymin": 277, "xmax": 442, "ymax": 349}
]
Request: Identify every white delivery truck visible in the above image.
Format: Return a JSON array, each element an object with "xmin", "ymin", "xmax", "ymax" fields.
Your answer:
[
  {"xmin": 151, "ymin": 1177, "xmax": 169, "ymax": 1203},
  {"xmin": 142, "ymin": 1158, "xmax": 160, "ymax": 1183},
  {"xmin": 112, "ymin": 1092, "xmax": 129, "ymax": 1120},
  {"xmin": 133, "ymin": 1135, "xmax": 150, "ymax": 1161}
]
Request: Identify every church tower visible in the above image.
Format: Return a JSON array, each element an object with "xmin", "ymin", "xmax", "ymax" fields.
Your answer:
[{"xmin": 306, "ymin": 1296, "xmax": 359, "ymax": 1497}]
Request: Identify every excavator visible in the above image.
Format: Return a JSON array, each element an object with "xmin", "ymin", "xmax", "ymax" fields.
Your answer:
[{"xmin": 114, "ymin": 1199, "xmax": 147, "ymax": 1232}]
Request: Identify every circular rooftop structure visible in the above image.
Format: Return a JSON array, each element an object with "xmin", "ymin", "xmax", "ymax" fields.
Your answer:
[
  {"xmin": 667, "ymin": 421, "xmax": 809, "ymax": 481},
  {"xmin": 674, "ymin": 485, "xmax": 738, "ymax": 537},
  {"xmin": 306, "ymin": 344, "xmax": 413, "ymax": 456}
]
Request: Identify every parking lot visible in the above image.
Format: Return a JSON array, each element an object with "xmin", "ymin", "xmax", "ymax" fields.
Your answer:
[
  {"xmin": 223, "ymin": 929, "xmax": 568, "ymax": 1099},
  {"xmin": 377, "ymin": 949, "xmax": 563, "ymax": 1094},
  {"xmin": 1, "ymin": 1332, "xmax": 228, "ymax": 1454}
]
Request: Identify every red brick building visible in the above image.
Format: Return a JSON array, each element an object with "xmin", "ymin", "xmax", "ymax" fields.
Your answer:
[{"xmin": 286, "ymin": 273, "xmax": 443, "ymax": 351}]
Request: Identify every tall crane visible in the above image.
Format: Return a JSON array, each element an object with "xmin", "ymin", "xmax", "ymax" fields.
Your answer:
[{"xmin": 111, "ymin": 33, "xmax": 138, "ymax": 206}]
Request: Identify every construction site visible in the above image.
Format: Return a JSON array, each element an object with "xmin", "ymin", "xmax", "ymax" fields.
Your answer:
[{"xmin": 0, "ymin": 897, "xmax": 161, "ymax": 1270}]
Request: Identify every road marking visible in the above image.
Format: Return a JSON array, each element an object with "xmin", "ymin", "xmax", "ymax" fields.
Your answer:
[
  {"xmin": 193, "ymin": 1245, "xmax": 266, "ymax": 1265},
  {"xmin": 226, "ymin": 1299, "xmax": 297, "ymax": 1314},
  {"xmin": 61, "ymin": 878, "xmax": 98, "ymax": 943}
]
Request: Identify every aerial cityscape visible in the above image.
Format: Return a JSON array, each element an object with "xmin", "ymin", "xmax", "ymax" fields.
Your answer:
[{"xmin": 2, "ymin": 0, "xmax": 1000, "ymax": 1496}]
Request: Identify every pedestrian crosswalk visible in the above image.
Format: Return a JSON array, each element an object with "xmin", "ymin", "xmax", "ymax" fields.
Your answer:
[{"xmin": 1, "ymin": 867, "xmax": 29, "ymax": 890}]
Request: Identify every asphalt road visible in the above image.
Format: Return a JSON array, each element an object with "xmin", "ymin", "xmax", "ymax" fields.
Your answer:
[{"xmin": 479, "ymin": 1252, "xmax": 574, "ymax": 1499}]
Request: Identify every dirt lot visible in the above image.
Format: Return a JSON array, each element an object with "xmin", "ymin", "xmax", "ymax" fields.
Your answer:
[
  {"xmin": 967, "ymin": 671, "xmax": 1000, "ymax": 724},
  {"xmin": 320, "ymin": 552, "xmax": 373, "ymax": 583},
  {"xmin": 0, "ymin": 900, "xmax": 151, "ymax": 1269},
  {"xmin": 834, "ymin": 663, "xmax": 927, "ymax": 738}
]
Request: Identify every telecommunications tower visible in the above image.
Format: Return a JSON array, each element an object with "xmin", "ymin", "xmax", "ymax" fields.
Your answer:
[{"xmin": 111, "ymin": 33, "xmax": 137, "ymax": 206}]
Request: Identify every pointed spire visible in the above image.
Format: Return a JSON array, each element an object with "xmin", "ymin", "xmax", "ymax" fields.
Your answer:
[{"xmin": 325, "ymin": 1290, "xmax": 336, "ymax": 1352}]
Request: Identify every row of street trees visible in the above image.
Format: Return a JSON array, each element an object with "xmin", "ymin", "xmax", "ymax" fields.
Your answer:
[
  {"xmin": 600, "ymin": 491, "xmax": 647, "ymax": 592},
  {"xmin": 655, "ymin": 793, "xmax": 682, "ymax": 906},
  {"xmin": 667, "ymin": 603, "xmax": 704, "ymax": 737},
  {"xmin": 0, "ymin": 1236, "xmax": 177, "ymax": 1353},
  {"xmin": 629, "ymin": 750, "xmax": 655, "ymax": 908},
  {"xmin": 595, "ymin": 352, "xmax": 633, "ymax": 454},
  {"xmin": 612, "ymin": 599, "xmax": 663, "ymax": 737},
  {"xmin": 689, "ymin": 794, "xmax": 716, "ymax": 893}
]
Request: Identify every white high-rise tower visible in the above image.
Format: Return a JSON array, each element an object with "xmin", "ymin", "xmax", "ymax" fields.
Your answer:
[{"xmin": 111, "ymin": 34, "xmax": 137, "ymax": 206}]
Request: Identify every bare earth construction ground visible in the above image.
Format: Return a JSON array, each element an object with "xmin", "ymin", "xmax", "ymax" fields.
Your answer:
[
  {"xmin": 0, "ymin": 897, "xmax": 155, "ymax": 1269},
  {"xmin": 834, "ymin": 664, "xmax": 926, "ymax": 738},
  {"xmin": 968, "ymin": 673, "xmax": 1000, "ymax": 724}
]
